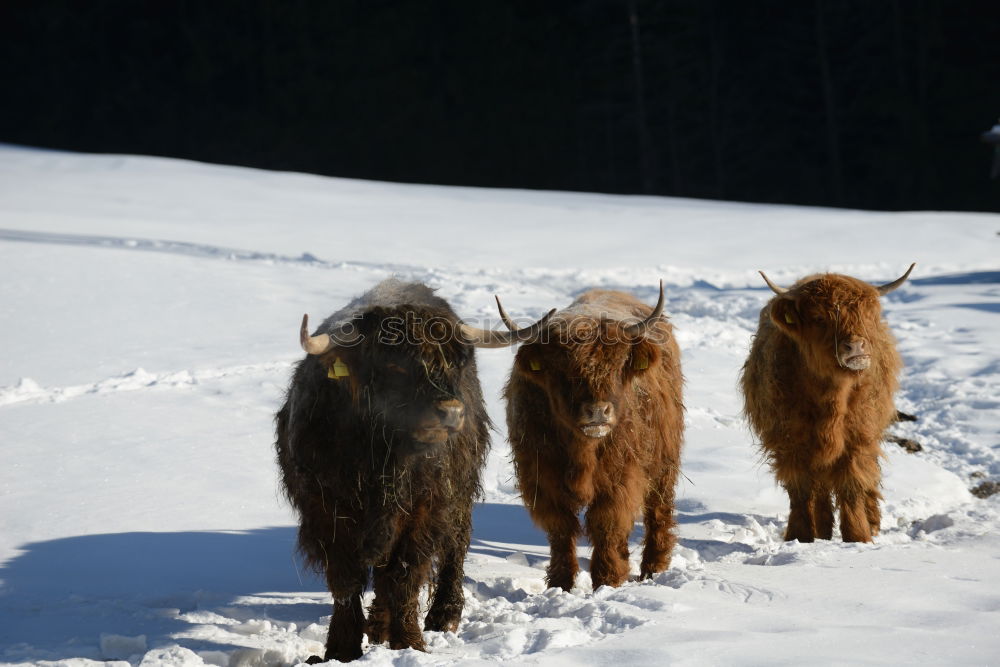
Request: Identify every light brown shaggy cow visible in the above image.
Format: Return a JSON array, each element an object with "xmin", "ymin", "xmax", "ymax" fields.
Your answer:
[
  {"xmin": 740, "ymin": 264, "xmax": 914, "ymax": 543},
  {"xmin": 502, "ymin": 283, "xmax": 684, "ymax": 590}
]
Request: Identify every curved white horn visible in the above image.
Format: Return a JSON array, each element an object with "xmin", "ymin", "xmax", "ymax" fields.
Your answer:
[
  {"xmin": 759, "ymin": 270, "xmax": 791, "ymax": 297},
  {"xmin": 299, "ymin": 314, "xmax": 361, "ymax": 354},
  {"xmin": 624, "ymin": 280, "xmax": 666, "ymax": 338},
  {"xmin": 876, "ymin": 263, "xmax": 915, "ymax": 296},
  {"xmin": 300, "ymin": 314, "xmax": 332, "ymax": 355},
  {"xmin": 460, "ymin": 299, "xmax": 556, "ymax": 349}
]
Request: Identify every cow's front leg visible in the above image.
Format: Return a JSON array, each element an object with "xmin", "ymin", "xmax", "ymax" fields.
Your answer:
[
  {"xmin": 376, "ymin": 536, "xmax": 434, "ymax": 651},
  {"xmin": 424, "ymin": 529, "xmax": 469, "ymax": 633},
  {"xmin": 810, "ymin": 485, "xmax": 835, "ymax": 540},
  {"xmin": 298, "ymin": 513, "xmax": 367, "ymax": 663},
  {"xmin": 586, "ymin": 495, "xmax": 632, "ymax": 589},
  {"xmin": 523, "ymin": 484, "xmax": 582, "ymax": 591},
  {"xmin": 640, "ymin": 463, "xmax": 679, "ymax": 579},
  {"xmin": 365, "ymin": 570, "xmax": 390, "ymax": 645},
  {"xmin": 833, "ymin": 452, "xmax": 879, "ymax": 542},
  {"xmin": 836, "ymin": 489, "xmax": 873, "ymax": 543},
  {"xmin": 783, "ymin": 481, "xmax": 816, "ymax": 543},
  {"xmin": 318, "ymin": 590, "xmax": 365, "ymax": 663},
  {"xmin": 545, "ymin": 526, "xmax": 581, "ymax": 591},
  {"xmin": 864, "ymin": 488, "xmax": 882, "ymax": 537}
]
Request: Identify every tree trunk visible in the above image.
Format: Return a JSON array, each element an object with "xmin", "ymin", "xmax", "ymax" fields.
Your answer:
[
  {"xmin": 815, "ymin": 0, "xmax": 844, "ymax": 205},
  {"xmin": 628, "ymin": 0, "xmax": 656, "ymax": 194}
]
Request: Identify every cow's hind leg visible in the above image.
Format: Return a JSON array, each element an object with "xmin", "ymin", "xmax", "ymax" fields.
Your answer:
[{"xmin": 639, "ymin": 466, "xmax": 679, "ymax": 579}]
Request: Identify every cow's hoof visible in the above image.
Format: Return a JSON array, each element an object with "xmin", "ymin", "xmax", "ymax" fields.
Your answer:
[
  {"xmin": 424, "ymin": 611, "xmax": 460, "ymax": 633},
  {"xmin": 388, "ymin": 634, "xmax": 427, "ymax": 652},
  {"xmin": 317, "ymin": 645, "xmax": 363, "ymax": 663}
]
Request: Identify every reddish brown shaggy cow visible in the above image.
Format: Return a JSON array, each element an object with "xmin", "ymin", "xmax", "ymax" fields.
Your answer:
[
  {"xmin": 503, "ymin": 283, "xmax": 685, "ymax": 590},
  {"xmin": 740, "ymin": 264, "xmax": 914, "ymax": 543}
]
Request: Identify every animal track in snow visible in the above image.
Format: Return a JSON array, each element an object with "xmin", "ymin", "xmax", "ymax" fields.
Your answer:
[{"xmin": 0, "ymin": 362, "xmax": 291, "ymax": 407}]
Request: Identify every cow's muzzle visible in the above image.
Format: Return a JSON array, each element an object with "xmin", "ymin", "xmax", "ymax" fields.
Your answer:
[
  {"xmin": 579, "ymin": 401, "xmax": 615, "ymax": 439},
  {"xmin": 838, "ymin": 338, "xmax": 871, "ymax": 371},
  {"xmin": 412, "ymin": 399, "xmax": 465, "ymax": 445},
  {"xmin": 842, "ymin": 354, "xmax": 871, "ymax": 371}
]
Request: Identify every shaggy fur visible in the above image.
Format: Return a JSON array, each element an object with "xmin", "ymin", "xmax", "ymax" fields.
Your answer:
[
  {"xmin": 504, "ymin": 290, "xmax": 685, "ymax": 590},
  {"xmin": 275, "ymin": 280, "xmax": 490, "ymax": 662},
  {"xmin": 740, "ymin": 273, "xmax": 902, "ymax": 543}
]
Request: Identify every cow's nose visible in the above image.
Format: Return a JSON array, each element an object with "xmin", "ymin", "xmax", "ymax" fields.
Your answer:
[
  {"xmin": 582, "ymin": 401, "xmax": 614, "ymax": 424},
  {"xmin": 841, "ymin": 338, "xmax": 867, "ymax": 357},
  {"xmin": 436, "ymin": 400, "xmax": 465, "ymax": 429}
]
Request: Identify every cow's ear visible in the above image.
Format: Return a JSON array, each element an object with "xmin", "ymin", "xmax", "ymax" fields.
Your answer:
[
  {"xmin": 315, "ymin": 347, "xmax": 361, "ymax": 402},
  {"xmin": 627, "ymin": 339, "xmax": 661, "ymax": 375},
  {"xmin": 769, "ymin": 298, "xmax": 800, "ymax": 335},
  {"xmin": 319, "ymin": 346, "xmax": 356, "ymax": 381},
  {"xmin": 514, "ymin": 348, "xmax": 547, "ymax": 382}
]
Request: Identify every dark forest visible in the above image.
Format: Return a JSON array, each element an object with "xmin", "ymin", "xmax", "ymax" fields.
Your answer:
[{"xmin": 2, "ymin": 0, "xmax": 998, "ymax": 212}]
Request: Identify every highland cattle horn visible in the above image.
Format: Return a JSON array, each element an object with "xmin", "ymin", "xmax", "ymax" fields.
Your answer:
[
  {"xmin": 299, "ymin": 314, "xmax": 361, "ymax": 355},
  {"xmin": 623, "ymin": 280, "xmax": 666, "ymax": 338},
  {"xmin": 460, "ymin": 299, "xmax": 556, "ymax": 348},
  {"xmin": 875, "ymin": 263, "xmax": 916, "ymax": 296},
  {"xmin": 759, "ymin": 271, "xmax": 791, "ymax": 297}
]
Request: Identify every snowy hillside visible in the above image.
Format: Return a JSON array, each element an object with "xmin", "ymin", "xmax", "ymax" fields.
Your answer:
[{"xmin": 1, "ymin": 144, "xmax": 998, "ymax": 666}]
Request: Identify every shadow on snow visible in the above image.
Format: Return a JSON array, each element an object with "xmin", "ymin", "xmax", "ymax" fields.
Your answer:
[
  {"xmin": 0, "ymin": 527, "xmax": 326, "ymax": 660},
  {"xmin": 0, "ymin": 503, "xmax": 767, "ymax": 661},
  {"xmin": 0, "ymin": 505, "xmax": 547, "ymax": 660}
]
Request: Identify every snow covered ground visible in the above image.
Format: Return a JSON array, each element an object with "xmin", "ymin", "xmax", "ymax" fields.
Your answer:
[{"xmin": 1, "ymin": 144, "xmax": 998, "ymax": 666}]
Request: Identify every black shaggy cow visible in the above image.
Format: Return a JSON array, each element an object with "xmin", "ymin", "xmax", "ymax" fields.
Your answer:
[{"xmin": 275, "ymin": 279, "xmax": 546, "ymax": 663}]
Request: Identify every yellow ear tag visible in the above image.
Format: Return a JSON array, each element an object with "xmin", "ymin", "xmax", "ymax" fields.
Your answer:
[
  {"xmin": 784, "ymin": 312, "xmax": 796, "ymax": 325},
  {"xmin": 529, "ymin": 360, "xmax": 542, "ymax": 371},
  {"xmin": 328, "ymin": 358, "xmax": 350, "ymax": 380},
  {"xmin": 633, "ymin": 355, "xmax": 649, "ymax": 370}
]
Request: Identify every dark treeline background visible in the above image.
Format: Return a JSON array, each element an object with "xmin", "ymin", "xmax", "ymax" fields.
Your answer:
[{"xmin": 2, "ymin": 0, "xmax": 998, "ymax": 211}]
